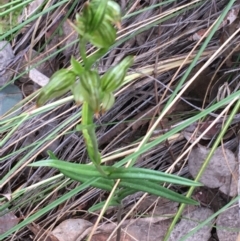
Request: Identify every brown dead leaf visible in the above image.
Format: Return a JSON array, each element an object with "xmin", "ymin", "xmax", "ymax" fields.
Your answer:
[
  {"xmin": 28, "ymin": 223, "xmax": 59, "ymax": 241},
  {"xmin": 183, "ymin": 118, "xmax": 235, "ymax": 142},
  {"xmin": 92, "ymin": 218, "xmax": 171, "ymax": 241},
  {"xmin": 51, "ymin": 218, "xmax": 93, "ymax": 241},
  {"xmin": 188, "ymin": 145, "xmax": 237, "ymax": 195},
  {"xmin": 184, "ymin": 120, "xmax": 222, "ymax": 141},
  {"xmin": 125, "ymin": 196, "xmax": 178, "ymax": 219},
  {"xmin": 91, "ymin": 232, "xmax": 115, "ymax": 241},
  {"xmin": 188, "ymin": 29, "xmax": 208, "ymax": 41},
  {"xmin": 91, "ymin": 207, "xmax": 214, "ymax": 241},
  {"xmin": 0, "ymin": 210, "xmax": 19, "ymax": 234},
  {"xmin": 169, "ymin": 208, "xmax": 214, "ymax": 241},
  {"xmin": 189, "ymin": 6, "xmax": 240, "ymax": 41},
  {"xmin": 216, "ymin": 205, "xmax": 240, "ymax": 241},
  {"xmin": 219, "ymin": 167, "xmax": 239, "ymax": 197}
]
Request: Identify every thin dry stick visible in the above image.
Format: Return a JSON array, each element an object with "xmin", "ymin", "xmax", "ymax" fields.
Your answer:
[
  {"xmin": 31, "ymin": 178, "xmax": 70, "ymax": 241},
  {"xmin": 138, "ymin": 18, "xmax": 240, "ymax": 159},
  {"xmin": 122, "ymin": 0, "xmax": 203, "ymax": 34},
  {"xmin": 1, "ymin": 105, "xmax": 77, "ymax": 152},
  {"xmin": 107, "ymin": 96, "xmax": 237, "ymax": 241},
  {"xmin": 28, "ymin": 0, "xmax": 53, "ymax": 61},
  {"xmin": 125, "ymin": 0, "xmax": 140, "ymax": 16},
  {"xmin": 118, "ymin": 0, "xmax": 202, "ymax": 40},
  {"xmin": 88, "ymin": 12, "xmax": 224, "ymax": 241},
  {"xmin": 100, "ymin": 14, "xmax": 240, "ymax": 241},
  {"xmin": 167, "ymin": 97, "xmax": 237, "ymax": 173},
  {"xmin": 87, "ymin": 179, "xmax": 121, "ymax": 241},
  {"xmin": 0, "ymin": 107, "xmax": 79, "ymax": 188},
  {"xmin": 106, "ymin": 193, "xmax": 148, "ymax": 241},
  {"xmin": 202, "ymin": 41, "xmax": 240, "ymax": 109}
]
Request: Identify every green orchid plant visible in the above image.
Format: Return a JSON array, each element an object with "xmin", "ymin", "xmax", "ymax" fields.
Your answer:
[{"xmin": 30, "ymin": 0, "xmax": 201, "ymax": 210}]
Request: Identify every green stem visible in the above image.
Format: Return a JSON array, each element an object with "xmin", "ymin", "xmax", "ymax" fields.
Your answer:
[
  {"xmin": 82, "ymin": 102, "xmax": 107, "ymax": 176},
  {"xmin": 87, "ymin": 125, "xmax": 108, "ymax": 177},
  {"xmin": 85, "ymin": 47, "xmax": 108, "ymax": 69},
  {"xmin": 80, "ymin": 37, "xmax": 88, "ymax": 68}
]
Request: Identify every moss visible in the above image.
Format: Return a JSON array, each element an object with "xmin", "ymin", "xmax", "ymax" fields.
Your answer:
[{"xmin": 0, "ymin": 0, "xmax": 25, "ymax": 36}]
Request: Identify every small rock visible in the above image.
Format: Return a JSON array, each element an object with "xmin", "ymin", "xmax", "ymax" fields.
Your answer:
[{"xmin": 0, "ymin": 84, "xmax": 22, "ymax": 118}]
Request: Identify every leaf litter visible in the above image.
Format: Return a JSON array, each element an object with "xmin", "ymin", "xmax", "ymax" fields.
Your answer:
[
  {"xmin": 1, "ymin": 0, "xmax": 240, "ymax": 240},
  {"xmin": 188, "ymin": 145, "xmax": 238, "ymax": 195}
]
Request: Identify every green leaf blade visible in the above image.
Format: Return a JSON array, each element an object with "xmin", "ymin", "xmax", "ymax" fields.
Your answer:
[{"xmin": 120, "ymin": 180, "xmax": 199, "ymax": 205}]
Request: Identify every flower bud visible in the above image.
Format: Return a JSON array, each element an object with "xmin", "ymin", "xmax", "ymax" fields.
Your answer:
[
  {"xmin": 105, "ymin": 1, "xmax": 121, "ymax": 28},
  {"xmin": 88, "ymin": 0, "xmax": 108, "ymax": 33},
  {"xmin": 101, "ymin": 55, "xmax": 134, "ymax": 93},
  {"xmin": 80, "ymin": 70, "xmax": 102, "ymax": 113},
  {"xmin": 69, "ymin": 14, "xmax": 85, "ymax": 36},
  {"xmin": 71, "ymin": 1, "xmax": 117, "ymax": 49},
  {"xmin": 72, "ymin": 81, "xmax": 84, "ymax": 105},
  {"xmin": 89, "ymin": 20, "xmax": 116, "ymax": 48},
  {"xmin": 37, "ymin": 69, "xmax": 76, "ymax": 107},
  {"xmin": 82, "ymin": 2, "xmax": 93, "ymax": 33},
  {"xmin": 101, "ymin": 92, "xmax": 115, "ymax": 112}
]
